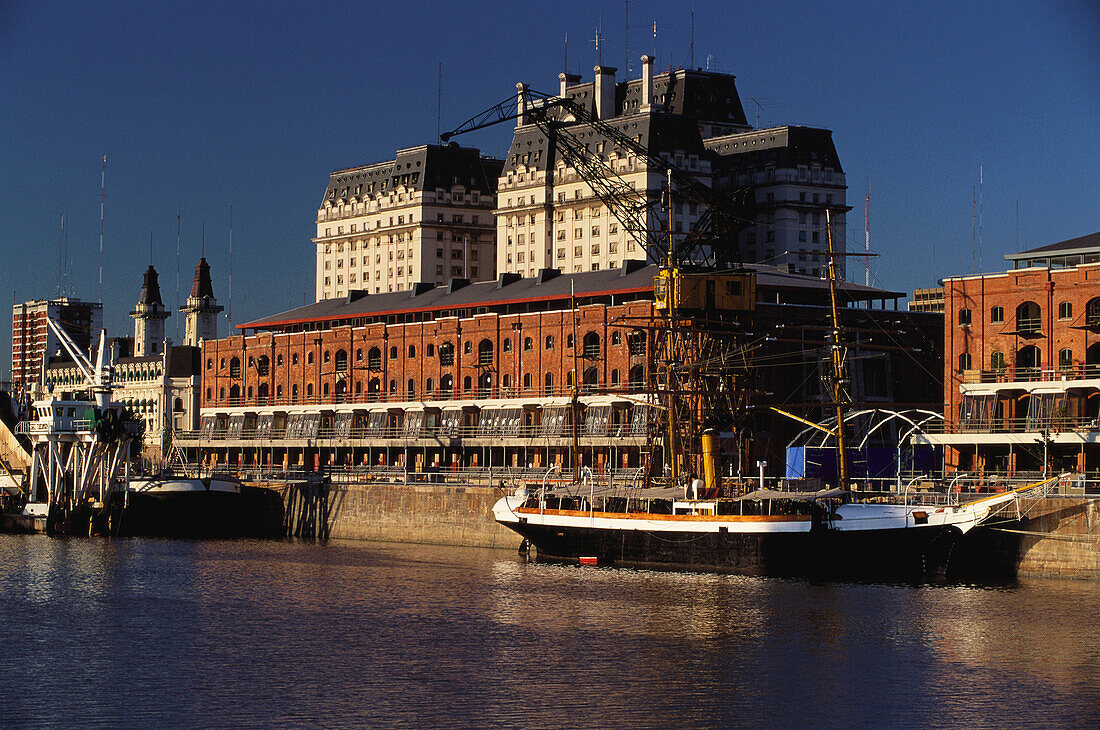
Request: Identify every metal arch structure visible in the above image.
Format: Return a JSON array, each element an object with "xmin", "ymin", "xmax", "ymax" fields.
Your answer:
[
  {"xmin": 440, "ymin": 87, "xmax": 757, "ymax": 268},
  {"xmin": 785, "ymin": 408, "xmax": 944, "ymax": 450}
]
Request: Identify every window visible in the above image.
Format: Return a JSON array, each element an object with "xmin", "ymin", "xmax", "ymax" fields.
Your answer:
[
  {"xmin": 335, "ymin": 350, "xmax": 347, "ymax": 374},
  {"xmin": 1016, "ymin": 301, "xmax": 1040, "ymax": 333},
  {"xmin": 307, "ymin": 352, "xmax": 314, "ymax": 365},
  {"xmin": 463, "ymin": 341, "xmax": 472, "ymax": 355},
  {"xmin": 408, "ymin": 345, "xmax": 416, "ymax": 358},
  {"xmin": 439, "ymin": 342, "xmax": 455, "ymax": 366},
  {"xmin": 390, "ymin": 346, "xmax": 398, "ymax": 359},
  {"xmin": 523, "ymin": 337, "xmax": 533, "ymax": 351},
  {"xmin": 583, "ymin": 331, "xmax": 600, "ymax": 359},
  {"xmin": 545, "ymin": 335, "xmax": 554, "ymax": 350},
  {"xmin": 627, "ymin": 330, "xmax": 646, "ymax": 355},
  {"xmin": 367, "ymin": 347, "xmax": 382, "ymax": 369},
  {"xmin": 229, "ymin": 357, "xmax": 241, "ymax": 378},
  {"xmin": 292, "ymin": 353, "xmax": 299, "ymax": 365},
  {"xmin": 611, "ymin": 331, "xmax": 622, "ymax": 346},
  {"xmin": 958, "ymin": 308, "xmax": 972, "ymax": 326},
  {"xmin": 544, "ymin": 372, "xmax": 554, "ymax": 394},
  {"xmin": 991, "ymin": 351, "xmax": 1007, "ymax": 372},
  {"xmin": 257, "ymin": 355, "xmax": 269, "ymax": 377},
  {"xmin": 503, "ymin": 338, "xmax": 512, "ymax": 353},
  {"xmin": 478, "ymin": 339, "xmax": 493, "ymax": 367},
  {"xmin": 1059, "ymin": 348, "xmax": 1074, "ymax": 372},
  {"xmin": 523, "ymin": 373, "xmax": 532, "ymax": 390},
  {"xmin": 1059, "ymin": 302, "xmax": 1072, "ymax": 320},
  {"xmin": 426, "ymin": 344, "xmax": 434, "ymax": 357},
  {"xmin": 990, "ymin": 306, "xmax": 1004, "ymax": 323},
  {"xmin": 958, "ymin": 353, "xmax": 971, "ymax": 372}
]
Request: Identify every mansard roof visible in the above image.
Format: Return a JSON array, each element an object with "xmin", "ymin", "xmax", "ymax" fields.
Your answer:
[
  {"xmin": 323, "ymin": 144, "xmax": 504, "ymax": 204},
  {"xmin": 1005, "ymin": 231, "xmax": 1100, "ymax": 262},
  {"xmin": 190, "ymin": 258, "xmax": 215, "ymax": 299},
  {"xmin": 705, "ymin": 126, "xmax": 844, "ymax": 173}
]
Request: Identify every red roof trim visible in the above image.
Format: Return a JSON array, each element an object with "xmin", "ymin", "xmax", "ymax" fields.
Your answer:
[{"xmin": 237, "ymin": 285, "xmax": 655, "ymax": 330}]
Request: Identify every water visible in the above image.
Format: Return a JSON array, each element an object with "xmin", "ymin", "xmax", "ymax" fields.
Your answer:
[{"xmin": 1, "ymin": 535, "xmax": 1098, "ymax": 728}]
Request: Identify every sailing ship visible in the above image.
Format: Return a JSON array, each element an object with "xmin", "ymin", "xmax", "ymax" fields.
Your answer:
[{"xmin": 492, "ymin": 215, "xmax": 1041, "ymax": 580}]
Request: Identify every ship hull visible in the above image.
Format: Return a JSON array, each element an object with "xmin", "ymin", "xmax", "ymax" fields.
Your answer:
[
  {"xmin": 107, "ymin": 485, "xmax": 284, "ymax": 539},
  {"xmin": 505, "ymin": 517, "xmax": 1017, "ymax": 582}
]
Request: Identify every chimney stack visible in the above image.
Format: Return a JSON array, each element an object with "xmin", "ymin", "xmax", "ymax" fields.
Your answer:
[
  {"xmin": 594, "ymin": 66, "xmax": 617, "ymax": 120},
  {"xmin": 516, "ymin": 82, "xmax": 529, "ymax": 127},
  {"xmin": 558, "ymin": 72, "xmax": 582, "ymax": 98},
  {"xmin": 640, "ymin": 55, "xmax": 654, "ymax": 109}
]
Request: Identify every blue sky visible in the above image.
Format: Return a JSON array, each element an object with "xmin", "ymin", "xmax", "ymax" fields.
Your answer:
[{"xmin": 1, "ymin": 0, "xmax": 1097, "ymax": 375}]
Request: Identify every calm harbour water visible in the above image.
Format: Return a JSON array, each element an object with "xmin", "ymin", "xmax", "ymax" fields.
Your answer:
[{"xmin": 1, "ymin": 535, "xmax": 1098, "ymax": 728}]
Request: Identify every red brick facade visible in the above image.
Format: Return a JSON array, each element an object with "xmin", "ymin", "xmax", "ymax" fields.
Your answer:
[{"xmin": 202, "ymin": 299, "xmax": 655, "ymax": 408}]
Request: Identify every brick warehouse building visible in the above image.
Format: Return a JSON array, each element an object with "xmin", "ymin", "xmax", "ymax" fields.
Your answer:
[
  {"xmin": 179, "ymin": 264, "xmax": 938, "ymax": 478},
  {"xmin": 919, "ymin": 231, "xmax": 1100, "ymax": 476}
]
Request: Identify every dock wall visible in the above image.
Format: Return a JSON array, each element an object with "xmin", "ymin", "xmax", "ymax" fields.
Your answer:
[
  {"xmin": 1015, "ymin": 497, "xmax": 1100, "ymax": 579},
  {"xmin": 247, "ymin": 480, "xmax": 1099, "ymax": 578}
]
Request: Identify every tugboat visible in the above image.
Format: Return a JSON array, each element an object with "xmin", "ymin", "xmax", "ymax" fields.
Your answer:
[
  {"xmin": 492, "ymin": 214, "xmax": 1045, "ymax": 580},
  {"xmin": 18, "ymin": 316, "xmax": 281, "ymax": 538}
]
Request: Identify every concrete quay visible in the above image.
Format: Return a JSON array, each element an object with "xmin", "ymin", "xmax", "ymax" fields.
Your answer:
[{"xmin": 248, "ymin": 479, "xmax": 1099, "ymax": 579}]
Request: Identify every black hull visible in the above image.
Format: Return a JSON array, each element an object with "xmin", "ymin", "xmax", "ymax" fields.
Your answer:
[
  {"xmin": 107, "ymin": 486, "xmax": 284, "ymax": 539},
  {"xmin": 506, "ymin": 520, "xmax": 1022, "ymax": 582}
]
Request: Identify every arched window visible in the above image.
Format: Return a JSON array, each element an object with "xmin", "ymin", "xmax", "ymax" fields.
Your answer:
[
  {"xmin": 322, "ymin": 382, "xmax": 329, "ymax": 396},
  {"xmin": 524, "ymin": 337, "xmax": 533, "ymax": 351},
  {"xmin": 503, "ymin": 338, "xmax": 512, "ymax": 353},
  {"xmin": 1016, "ymin": 302, "xmax": 1040, "ymax": 333},
  {"xmin": 440, "ymin": 374, "xmax": 453, "ymax": 396},
  {"xmin": 368, "ymin": 378, "xmax": 381, "ymax": 401},
  {"xmin": 1059, "ymin": 302, "xmax": 1072, "ymax": 320},
  {"xmin": 356, "ymin": 348, "xmax": 363, "ymax": 361},
  {"xmin": 583, "ymin": 366, "xmax": 599, "ymax": 391},
  {"xmin": 291, "ymin": 384, "xmax": 299, "ymax": 403},
  {"xmin": 407, "ymin": 379, "xmax": 416, "ymax": 399},
  {"xmin": 627, "ymin": 330, "xmax": 646, "ymax": 355},
  {"xmin": 1087, "ymin": 343, "xmax": 1100, "ymax": 377},
  {"xmin": 991, "ymin": 351, "xmax": 1006, "ymax": 373},
  {"xmin": 545, "ymin": 335, "xmax": 555, "ymax": 350},
  {"xmin": 408, "ymin": 344, "xmax": 416, "ymax": 358},
  {"xmin": 957, "ymin": 353, "xmax": 971, "ymax": 373},
  {"xmin": 368, "ymin": 347, "xmax": 382, "ymax": 369},
  {"xmin": 1087, "ymin": 298, "xmax": 1100, "ymax": 327},
  {"xmin": 276, "ymin": 385, "xmax": 283, "ymax": 399},
  {"xmin": 426, "ymin": 344, "xmax": 434, "ymax": 357},
  {"xmin": 220, "ymin": 358, "xmax": 226, "ymax": 369},
  {"xmin": 323, "ymin": 350, "xmax": 331, "ymax": 364},
  {"xmin": 355, "ymin": 380, "xmax": 362, "ymax": 395},
  {"xmin": 292, "ymin": 353, "xmax": 299, "ymax": 365},
  {"xmin": 276, "ymin": 354, "xmax": 283, "ymax": 366},
  {"xmin": 463, "ymin": 376, "xmax": 472, "ymax": 393},
  {"xmin": 478, "ymin": 372, "xmax": 492, "ymax": 396},
  {"xmin": 523, "ymin": 372, "xmax": 532, "ymax": 390},
  {"xmin": 390, "ymin": 346, "xmax": 398, "ymax": 360},
  {"xmin": 990, "ymin": 306, "xmax": 1004, "ymax": 323},
  {"xmin": 1059, "ymin": 348, "xmax": 1074, "ymax": 372},
  {"xmin": 257, "ymin": 383, "xmax": 269, "ymax": 403},
  {"xmin": 1016, "ymin": 345, "xmax": 1041, "ymax": 376},
  {"xmin": 583, "ymin": 331, "xmax": 600, "ymax": 359},
  {"xmin": 206, "ymin": 359, "xmax": 213, "ymax": 370},
  {"xmin": 958, "ymin": 308, "xmax": 972, "ymax": 326},
  {"xmin": 229, "ymin": 384, "xmax": 240, "ymax": 401},
  {"xmin": 229, "ymin": 357, "xmax": 241, "ymax": 378},
  {"xmin": 307, "ymin": 352, "xmax": 315, "ymax": 365},
  {"xmin": 611, "ymin": 331, "xmax": 622, "ymax": 346},
  {"xmin": 335, "ymin": 380, "xmax": 347, "ymax": 400},
  {"xmin": 610, "ymin": 369, "xmax": 620, "ymax": 387},
  {"xmin": 389, "ymin": 379, "xmax": 397, "ymax": 396},
  {"xmin": 335, "ymin": 349, "xmax": 348, "ymax": 373},
  {"xmin": 463, "ymin": 341, "xmax": 472, "ymax": 355},
  {"xmin": 478, "ymin": 339, "xmax": 493, "ymax": 367},
  {"xmin": 425, "ymin": 378, "xmax": 433, "ymax": 394},
  {"xmin": 544, "ymin": 372, "xmax": 554, "ymax": 394},
  {"xmin": 501, "ymin": 373, "xmax": 510, "ymax": 392},
  {"xmin": 567, "ymin": 333, "xmax": 574, "ymax": 348},
  {"xmin": 306, "ymin": 383, "xmax": 314, "ymax": 397},
  {"xmin": 629, "ymin": 365, "xmax": 645, "ymax": 392},
  {"xmin": 257, "ymin": 355, "xmax": 269, "ymax": 376},
  {"xmin": 439, "ymin": 342, "xmax": 454, "ymax": 366},
  {"xmin": 205, "ymin": 388, "xmax": 211, "ymax": 400}
]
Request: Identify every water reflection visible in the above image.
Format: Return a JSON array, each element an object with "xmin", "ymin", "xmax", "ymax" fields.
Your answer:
[{"xmin": 1, "ymin": 535, "xmax": 1097, "ymax": 728}]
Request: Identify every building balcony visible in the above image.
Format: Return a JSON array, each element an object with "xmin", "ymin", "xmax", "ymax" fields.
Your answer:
[
  {"xmin": 961, "ymin": 364, "xmax": 1100, "ymax": 393},
  {"xmin": 913, "ymin": 415, "xmax": 1100, "ymax": 446}
]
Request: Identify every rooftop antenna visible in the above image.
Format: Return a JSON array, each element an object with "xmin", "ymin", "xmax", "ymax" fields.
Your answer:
[
  {"xmin": 1016, "ymin": 199, "xmax": 1020, "ymax": 252},
  {"xmin": 978, "ymin": 165, "xmax": 984, "ymax": 272},
  {"xmin": 227, "ymin": 204, "xmax": 233, "ymax": 325},
  {"xmin": 865, "ymin": 177, "xmax": 870, "ymax": 287},
  {"xmin": 652, "ymin": 20, "xmax": 657, "ymax": 62},
  {"xmin": 148, "ymin": 231, "xmax": 153, "ymax": 266},
  {"xmin": 436, "ymin": 61, "xmax": 442, "ymax": 142},
  {"xmin": 564, "ymin": 32, "xmax": 568, "ymax": 75},
  {"xmin": 751, "ymin": 98, "xmax": 761, "ymax": 128},
  {"xmin": 624, "ymin": 0, "xmax": 631, "ymax": 76},
  {"xmin": 57, "ymin": 212, "xmax": 64, "ymax": 298},
  {"xmin": 98, "ymin": 154, "xmax": 106, "ymax": 303},
  {"xmin": 175, "ymin": 208, "xmax": 180, "ymax": 342},
  {"xmin": 593, "ymin": 22, "xmax": 604, "ymax": 65},
  {"xmin": 689, "ymin": 9, "xmax": 694, "ymax": 68}
]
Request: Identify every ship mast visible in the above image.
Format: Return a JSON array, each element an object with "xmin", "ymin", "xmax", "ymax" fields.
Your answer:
[
  {"xmin": 664, "ymin": 169, "xmax": 681, "ymax": 490},
  {"xmin": 825, "ymin": 210, "xmax": 850, "ymax": 491}
]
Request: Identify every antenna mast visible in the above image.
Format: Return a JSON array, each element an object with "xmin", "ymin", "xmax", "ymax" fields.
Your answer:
[
  {"xmin": 436, "ymin": 61, "xmax": 442, "ymax": 141},
  {"xmin": 690, "ymin": 10, "xmax": 694, "ymax": 68},
  {"xmin": 98, "ymin": 155, "xmax": 106, "ymax": 303},
  {"xmin": 227, "ymin": 205, "xmax": 233, "ymax": 326},
  {"xmin": 865, "ymin": 180, "xmax": 870, "ymax": 287},
  {"xmin": 978, "ymin": 165, "xmax": 984, "ymax": 271},
  {"xmin": 176, "ymin": 209, "xmax": 181, "ymax": 342}
]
